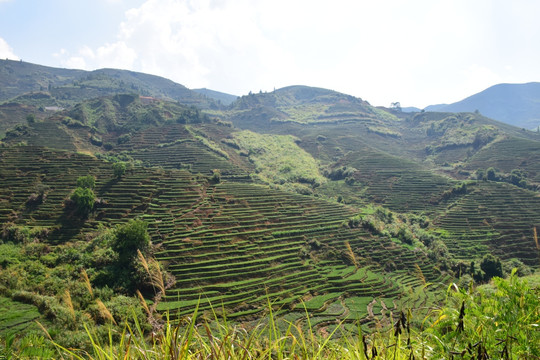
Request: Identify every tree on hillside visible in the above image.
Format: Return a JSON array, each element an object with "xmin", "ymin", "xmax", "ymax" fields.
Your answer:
[
  {"xmin": 210, "ymin": 169, "xmax": 221, "ymax": 184},
  {"xmin": 112, "ymin": 162, "xmax": 127, "ymax": 179},
  {"xmin": 112, "ymin": 219, "xmax": 150, "ymax": 264},
  {"xmin": 76, "ymin": 175, "xmax": 95, "ymax": 189},
  {"xmin": 107, "ymin": 219, "xmax": 153, "ymax": 294},
  {"xmin": 480, "ymin": 253, "xmax": 503, "ymax": 281},
  {"xmin": 475, "ymin": 169, "xmax": 485, "ymax": 180},
  {"xmin": 486, "ymin": 167, "xmax": 498, "ymax": 181},
  {"xmin": 70, "ymin": 187, "xmax": 95, "ymax": 216},
  {"xmin": 390, "ymin": 102, "xmax": 401, "ymax": 111}
]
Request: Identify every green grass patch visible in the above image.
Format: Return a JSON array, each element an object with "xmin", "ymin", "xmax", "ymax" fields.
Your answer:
[{"xmin": 233, "ymin": 130, "xmax": 326, "ymax": 187}]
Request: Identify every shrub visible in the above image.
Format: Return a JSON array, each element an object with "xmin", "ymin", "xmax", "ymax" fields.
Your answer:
[
  {"xmin": 396, "ymin": 226, "xmax": 414, "ymax": 245},
  {"xmin": 90, "ymin": 135, "xmax": 102, "ymax": 146},
  {"xmin": 117, "ymin": 133, "xmax": 131, "ymax": 144},
  {"xmin": 111, "ymin": 220, "xmax": 150, "ymax": 262},
  {"xmin": 76, "ymin": 175, "xmax": 95, "ymax": 190},
  {"xmin": 70, "ymin": 187, "xmax": 95, "ymax": 216},
  {"xmin": 220, "ymin": 138, "xmax": 240, "ymax": 149},
  {"xmin": 0, "ymin": 243, "xmax": 23, "ymax": 267},
  {"xmin": 112, "ymin": 162, "xmax": 127, "ymax": 178},
  {"xmin": 486, "ymin": 167, "xmax": 498, "ymax": 181},
  {"xmin": 323, "ymin": 166, "xmax": 356, "ymax": 180},
  {"xmin": 439, "ymin": 182, "xmax": 467, "ymax": 202},
  {"xmin": 26, "ymin": 114, "xmax": 36, "ymax": 124},
  {"xmin": 475, "ymin": 168, "xmax": 485, "ymax": 180},
  {"xmin": 210, "ymin": 169, "xmax": 221, "ymax": 184},
  {"xmin": 1, "ymin": 224, "xmax": 35, "ymax": 244},
  {"xmin": 480, "ymin": 253, "xmax": 503, "ymax": 281},
  {"xmin": 26, "ymin": 183, "xmax": 50, "ymax": 206},
  {"xmin": 502, "ymin": 258, "xmax": 532, "ymax": 277},
  {"xmin": 427, "ymin": 239, "xmax": 451, "ymax": 271}
]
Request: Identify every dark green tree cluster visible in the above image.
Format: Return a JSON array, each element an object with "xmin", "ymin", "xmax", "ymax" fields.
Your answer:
[
  {"xmin": 92, "ymin": 219, "xmax": 154, "ymax": 295},
  {"xmin": 76, "ymin": 175, "xmax": 95, "ymax": 189},
  {"xmin": 210, "ymin": 169, "xmax": 221, "ymax": 184},
  {"xmin": 112, "ymin": 162, "xmax": 127, "ymax": 178},
  {"xmin": 176, "ymin": 106, "xmax": 208, "ymax": 124},
  {"xmin": 480, "ymin": 253, "xmax": 503, "ymax": 280},
  {"xmin": 112, "ymin": 219, "xmax": 150, "ymax": 264},
  {"xmin": 439, "ymin": 182, "xmax": 468, "ymax": 203},
  {"xmin": 26, "ymin": 113, "xmax": 36, "ymax": 124},
  {"xmin": 476, "ymin": 167, "xmax": 529, "ymax": 189},
  {"xmin": 70, "ymin": 175, "xmax": 96, "ymax": 216},
  {"xmin": 323, "ymin": 165, "xmax": 357, "ymax": 181},
  {"xmin": 117, "ymin": 133, "xmax": 131, "ymax": 144},
  {"xmin": 469, "ymin": 254, "xmax": 504, "ymax": 282}
]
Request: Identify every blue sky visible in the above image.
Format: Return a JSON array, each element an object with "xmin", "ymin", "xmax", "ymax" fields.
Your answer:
[{"xmin": 1, "ymin": 0, "xmax": 540, "ymax": 108}]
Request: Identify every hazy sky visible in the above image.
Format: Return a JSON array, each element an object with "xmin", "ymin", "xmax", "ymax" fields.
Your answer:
[{"xmin": 1, "ymin": 0, "xmax": 540, "ymax": 108}]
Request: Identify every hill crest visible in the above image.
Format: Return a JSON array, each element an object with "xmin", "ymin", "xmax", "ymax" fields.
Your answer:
[
  {"xmin": 0, "ymin": 59, "xmax": 220, "ymax": 109},
  {"xmin": 425, "ymin": 82, "xmax": 540, "ymax": 129}
]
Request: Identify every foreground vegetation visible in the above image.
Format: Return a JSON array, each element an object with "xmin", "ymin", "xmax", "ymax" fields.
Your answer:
[{"xmin": 1, "ymin": 271, "xmax": 538, "ymax": 359}]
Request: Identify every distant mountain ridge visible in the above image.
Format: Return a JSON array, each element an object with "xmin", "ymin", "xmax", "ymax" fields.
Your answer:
[
  {"xmin": 0, "ymin": 59, "xmax": 219, "ymax": 109},
  {"xmin": 424, "ymin": 82, "xmax": 540, "ymax": 129},
  {"xmin": 193, "ymin": 88, "xmax": 238, "ymax": 105}
]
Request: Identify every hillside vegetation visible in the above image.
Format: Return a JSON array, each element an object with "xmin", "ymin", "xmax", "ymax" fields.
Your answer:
[{"xmin": 0, "ymin": 61, "xmax": 539, "ymax": 355}]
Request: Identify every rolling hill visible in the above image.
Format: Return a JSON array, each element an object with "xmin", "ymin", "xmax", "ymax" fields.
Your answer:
[
  {"xmin": 193, "ymin": 88, "xmax": 238, "ymax": 105},
  {"xmin": 424, "ymin": 82, "xmax": 540, "ymax": 129},
  {"xmin": 0, "ymin": 61, "xmax": 539, "ymax": 345},
  {"xmin": 0, "ymin": 59, "xmax": 220, "ymax": 109}
]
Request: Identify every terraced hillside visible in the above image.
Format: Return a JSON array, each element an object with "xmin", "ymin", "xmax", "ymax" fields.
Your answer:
[
  {"xmin": 226, "ymin": 85, "xmax": 385, "ymax": 129},
  {"xmin": 157, "ymin": 181, "xmax": 449, "ymax": 318},
  {"xmin": 0, "ymin": 102, "xmax": 48, "ymax": 137},
  {"xmin": 2, "ymin": 64, "xmax": 540, "ymax": 342},
  {"xmin": 466, "ymin": 137, "xmax": 540, "ymax": 182},
  {"xmin": 110, "ymin": 123, "xmax": 252, "ymax": 179},
  {"xmin": 326, "ymin": 149, "xmax": 454, "ymax": 211},
  {"xmin": 434, "ymin": 181, "xmax": 540, "ymax": 265},
  {"xmin": 0, "ymin": 95, "xmax": 242, "ymax": 167},
  {"xmin": 0, "ymin": 145, "xmax": 449, "ymax": 327}
]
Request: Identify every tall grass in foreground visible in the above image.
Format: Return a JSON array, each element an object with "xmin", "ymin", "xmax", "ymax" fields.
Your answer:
[{"xmin": 2, "ymin": 271, "xmax": 539, "ymax": 359}]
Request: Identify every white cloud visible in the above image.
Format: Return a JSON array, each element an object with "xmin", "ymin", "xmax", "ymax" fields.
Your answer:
[
  {"xmin": 52, "ymin": 0, "xmax": 540, "ymax": 106},
  {"xmin": 57, "ymin": 41, "xmax": 137, "ymax": 71},
  {"xmin": 55, "ymin": 0, "xmax": 293, "ymax": 93},
  {"xmin": 0, "ymin": 37, "xmax": 19, "ymax": 60}
]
